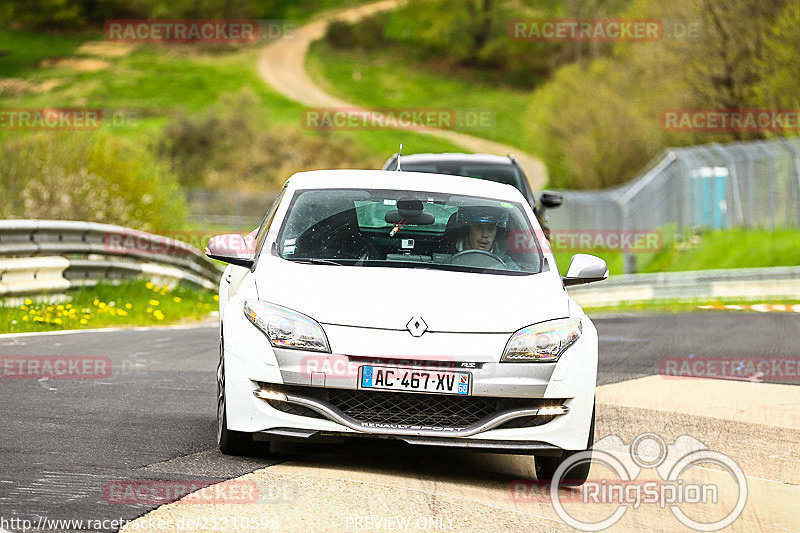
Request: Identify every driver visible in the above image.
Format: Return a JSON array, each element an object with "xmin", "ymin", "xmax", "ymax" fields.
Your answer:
[{"xmin": 454, "ymin": 206, "xmax": 520, "ymax": 270}]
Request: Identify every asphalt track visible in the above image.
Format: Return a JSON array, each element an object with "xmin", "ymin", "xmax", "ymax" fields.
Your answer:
[{"xmin": 1, "ymin": 313, "xmax": 798, "ymax": 532}]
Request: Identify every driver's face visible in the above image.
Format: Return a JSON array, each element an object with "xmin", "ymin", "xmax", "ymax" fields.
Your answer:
[{"xmin": 467, "ymin": 222, "xmax": 497, "ymax": 251}]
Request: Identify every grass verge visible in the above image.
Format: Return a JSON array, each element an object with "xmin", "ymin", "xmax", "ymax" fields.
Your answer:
[
  {"xmin": 583, "ymin": 298, "xmax": 800, "ymax": 315},
  {"xmin": 0, "ymin": 29, "xmax": 465, "ymax": 166},
  {"xmin": 0, "ymin": 280, "xmax": 217, "ymax": 334},
  {"xmin": 306, "ymin": 41, "xmax": 534, "ymax": 156},
  {"xmin": 552, "ymin": 228, "xmax": 800, "ymax": 277}
]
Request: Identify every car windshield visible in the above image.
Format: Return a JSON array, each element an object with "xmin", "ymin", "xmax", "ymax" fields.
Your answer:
[
  {"xmin": 275, "ymin": 188, "xmax": 543, "ymax": 275},
  {"xmin": 386, "ymin": 161, "xmax": 524, "ymax": 192}
]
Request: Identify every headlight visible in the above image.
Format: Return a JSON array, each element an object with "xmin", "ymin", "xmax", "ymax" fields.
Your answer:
[
  {"xmin": 501, "ymin": 318, "xmax": 581, "ymax": 363},
  {"xmin": 244, "ymin": 301, "xmax": 330, "ymax": 352}
]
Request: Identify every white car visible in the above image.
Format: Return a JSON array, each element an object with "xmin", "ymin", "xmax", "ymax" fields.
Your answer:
[{"xmin": 207, "ymin": 169, "xmax": 607, "ymax": 483}]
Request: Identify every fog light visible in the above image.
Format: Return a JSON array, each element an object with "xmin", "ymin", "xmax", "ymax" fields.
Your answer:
[
  {"xmin": 537, "ymin": 405, "xmax": 568, "ymax": 416},
  {"xmin": 253, "ymin": 388, "xmax": 287, "ymax": 401}
]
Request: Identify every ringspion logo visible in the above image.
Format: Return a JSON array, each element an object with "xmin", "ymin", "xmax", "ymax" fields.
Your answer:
[{"xmin": 511, "ymin": 433, "xmax": 747, "ymax": 531}]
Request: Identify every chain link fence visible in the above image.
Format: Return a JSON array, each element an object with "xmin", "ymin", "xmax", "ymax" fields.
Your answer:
[{"xmin": 548, "ymin": 137, "xmax": 800, "ymax": 273}]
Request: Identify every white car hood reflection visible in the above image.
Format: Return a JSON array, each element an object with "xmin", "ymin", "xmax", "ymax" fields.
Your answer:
[{"xmin": 255, "ymin": 257, "xmax": 568, "ymax": 333}]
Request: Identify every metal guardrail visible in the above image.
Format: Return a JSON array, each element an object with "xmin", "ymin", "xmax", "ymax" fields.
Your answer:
[
  {"xmin": 0, "ymin": 220, "xmax": 224, "ymax": 296},
  {"xmin": 567, "ymin": 265, "xmax": 800, "ymax": 307},
  {"xmin": 186, "ymin": 189, "xmax": 275, "ymax": 227}
]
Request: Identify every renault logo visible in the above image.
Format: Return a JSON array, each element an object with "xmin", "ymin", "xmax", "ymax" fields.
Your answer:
[{"xmin": 406, "ymin": 316, "xmax": 428, "ymax": 337}]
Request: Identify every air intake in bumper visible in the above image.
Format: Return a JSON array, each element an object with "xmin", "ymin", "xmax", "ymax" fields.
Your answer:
[{"xmin": 255, "ymin": 384, "xmax": 567, "ymax": 437}]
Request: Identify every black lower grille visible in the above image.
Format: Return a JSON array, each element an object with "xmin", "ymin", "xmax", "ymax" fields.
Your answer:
[
  {"xmin": 328, "ymin": 388, "xmax": 499, "ymax": 427},
  {"xmin": 267, "ymin": 399, "xmax": 325, "ymax": 419},
  {"xmin": 261, "ymin": 384, "xmax": 563, "ymax": 429}
]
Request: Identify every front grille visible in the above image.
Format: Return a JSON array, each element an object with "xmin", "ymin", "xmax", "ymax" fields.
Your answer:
[
  {"xmin": 327, "ymin": 388, "xmax": 499, "ymax": 427},
  {"xmin": 259, "ymin": 384, "xmax": 562, "ymax": 429}
]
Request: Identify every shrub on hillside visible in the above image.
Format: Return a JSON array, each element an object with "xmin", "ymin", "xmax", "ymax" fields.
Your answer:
[
  {"xmin": 159, "ymin": 89, "xmax": 364, "ymax": 192},
  {"xmin": 528, "ymin": 61, "xmax": 663, "ymax": 189},
  {"xmin": 324, "ymin": 14, "xmax": 387, "ymax": 50},
  {"xmin": 0, "ymin": 133, "xmax": 186, "ymax": 231}
]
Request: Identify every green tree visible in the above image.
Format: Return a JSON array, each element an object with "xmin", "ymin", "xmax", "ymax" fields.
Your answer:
[{"xmin": 754, "ymin": 0, "xmax": 800, "ymax": 111}]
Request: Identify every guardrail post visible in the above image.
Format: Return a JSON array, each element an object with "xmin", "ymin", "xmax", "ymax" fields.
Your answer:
[{"xmin": 618, "ymin": 199, "xmax": 637, "ymax": 274}]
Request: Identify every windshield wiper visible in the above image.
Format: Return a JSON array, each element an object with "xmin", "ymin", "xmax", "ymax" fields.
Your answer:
[{"xmin": 293, "ymin": 258, "xmax": 343, "ymax": 266}]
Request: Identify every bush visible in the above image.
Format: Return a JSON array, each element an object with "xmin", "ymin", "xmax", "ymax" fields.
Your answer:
[
  {"xmin": 528, "ymin": 60, "xmax": 663, "ymax": 189},
  {"xmin": 0, "ymin": 133, "xmax": 186, "ymax": 231},
  {"xmin": 324, "ymin": 14, "xmax": 387, "ymax": 50},
  {"xmin": 159, "ymin": 89, "xmax": 363, "ymax": 192}
]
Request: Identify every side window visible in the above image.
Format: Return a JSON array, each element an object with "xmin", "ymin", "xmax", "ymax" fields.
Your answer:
[{"xmin": 253, "ymin": 187, "xmax": 286, "ymax": 262}]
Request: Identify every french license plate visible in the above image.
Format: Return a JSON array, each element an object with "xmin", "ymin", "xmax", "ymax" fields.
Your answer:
[{"xmin": 359, "ymin": 365, "xmax": 471, "ymax": 395}]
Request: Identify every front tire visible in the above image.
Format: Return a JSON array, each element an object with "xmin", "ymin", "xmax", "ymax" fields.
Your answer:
[
  {"xmin": 217, "ymin": 332, "xmax": 263, "ymax": 456},
  {"xmin": 535, "ymin": 404, "xmax": 595, "ymax": 486}
]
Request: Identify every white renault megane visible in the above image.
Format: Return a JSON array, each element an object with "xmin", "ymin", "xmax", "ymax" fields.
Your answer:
[{"xmin": 206, "ymin": 169, "xmax": 608, "ymax": 483}]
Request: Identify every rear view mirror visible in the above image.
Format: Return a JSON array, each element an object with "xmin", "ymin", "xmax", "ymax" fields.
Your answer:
[
  {"xmin": 562, "ymin": 254, "xmax": 608, "ymax": 286},
  {"xmin": 385, "ymin": 197, "xmax": 435, "ymax": 225},
  {"xmin": 205, "ymin": 234, "xmax": 255, "ymax": 269},
  {"xmin": 539, "ymin": 191, "xmax": 564, "ymax": 209}
]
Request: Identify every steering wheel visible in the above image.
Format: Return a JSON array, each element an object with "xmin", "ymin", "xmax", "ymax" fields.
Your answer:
[{"xmin": 449, "ymin": 249, "xmax": 506, "ymax": 269}]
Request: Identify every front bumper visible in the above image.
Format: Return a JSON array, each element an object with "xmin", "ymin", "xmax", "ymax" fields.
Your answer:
[{"xmin": 222, "ymin": 309, "xmax": 598, "ymax": 452}]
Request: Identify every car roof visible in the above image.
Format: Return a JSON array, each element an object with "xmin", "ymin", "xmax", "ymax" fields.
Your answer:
[
  {"xmin": 286, "ymin": 169, "xmax": 524, "ymax": 201},
  {"xmin": 390, "ymin": 153, "xmax": 515, "ymax": 166}
]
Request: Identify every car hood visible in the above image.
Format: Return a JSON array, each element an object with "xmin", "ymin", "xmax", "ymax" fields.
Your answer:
[{"xmin": 255, "ymin": 259, "xmax": 568, "ymax": 333}]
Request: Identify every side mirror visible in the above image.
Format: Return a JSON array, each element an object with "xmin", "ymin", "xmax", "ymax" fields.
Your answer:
[
  {"xmin": 562, "ymin": 254, "xmax": 608, "ymax": 286},
  {"xmin": 205, "ymin": 234, "xmax": 255, "ymax": 269},
  {"xmin": 539, "ymin": 191, "xmax": 564, "ymax": 209}
]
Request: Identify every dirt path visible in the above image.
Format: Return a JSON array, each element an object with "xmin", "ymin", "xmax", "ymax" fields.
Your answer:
[{"xmin": 256, "ymin": 0, "xmax": 548, "ymax": 189}]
